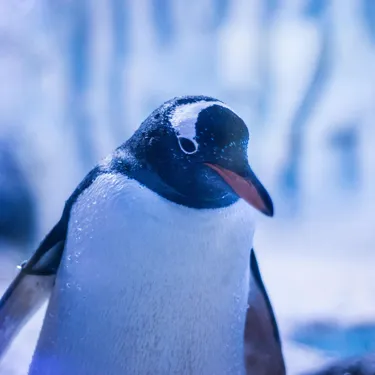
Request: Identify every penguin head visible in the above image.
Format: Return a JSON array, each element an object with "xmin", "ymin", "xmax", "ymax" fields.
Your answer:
[{"xmin": 126, "ymin": 95, "xmax": 273, "ymax": 214}]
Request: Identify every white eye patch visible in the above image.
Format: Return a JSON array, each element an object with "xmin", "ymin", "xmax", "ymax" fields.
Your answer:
[{"xmin": 169, "ymin": 100, "xmax": 233, "ymax": 154}]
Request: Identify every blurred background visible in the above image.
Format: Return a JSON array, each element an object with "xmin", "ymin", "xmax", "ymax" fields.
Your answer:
[{"xmin": 0, "ymin": 0, "xmax": 374, "ymax": 374}]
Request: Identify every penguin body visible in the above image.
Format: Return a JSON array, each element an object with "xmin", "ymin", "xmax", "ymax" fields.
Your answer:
[
  {"xmin": 30, "ymin": 173, "xmax": 254, "ymax": 375},
  {"xmin": 0, "ymin": 96, "xmax": 285, "ymax": 375}
]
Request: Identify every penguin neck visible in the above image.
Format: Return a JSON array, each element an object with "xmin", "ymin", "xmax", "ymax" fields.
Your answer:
[{"xmin": 104, "ymin": 143, "xmax": 240, "ymax": 209}]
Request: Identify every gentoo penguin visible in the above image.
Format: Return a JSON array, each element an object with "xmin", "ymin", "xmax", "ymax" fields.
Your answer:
[{"xmin": 0, "ymin": 96, "xmax": 285, "ymax": 375}]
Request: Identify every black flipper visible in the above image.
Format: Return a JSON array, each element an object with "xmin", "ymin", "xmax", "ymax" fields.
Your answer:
[
  {"xmin": 0, "ymin": 220, "xmax": 67, "ymax": 360},
  {"xmin": 0, "ymin": 166, "xmax": 103, "ymax": 361},
  {"xmin": 0, "ymin": 165, "xmax": 104, "ymax": 363},
  {"xmin": 244, "ymin": 249, "xmax": 286, "ymax": 375}
]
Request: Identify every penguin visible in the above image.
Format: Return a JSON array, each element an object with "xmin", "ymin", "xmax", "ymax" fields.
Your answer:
[{"xmin": 0, "ymin": 96, "xmax": 285, "ymax": 375}]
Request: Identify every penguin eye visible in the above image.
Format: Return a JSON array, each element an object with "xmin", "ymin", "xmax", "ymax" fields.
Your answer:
[{"xmin": 178, "ymin": 137, "xmax": 198, "ymax": 154}]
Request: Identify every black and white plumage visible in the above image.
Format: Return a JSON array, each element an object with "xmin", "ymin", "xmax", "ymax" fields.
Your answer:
[{"xmin": 0, "ymin": 96, "xmax": 285, "ymax": 374}]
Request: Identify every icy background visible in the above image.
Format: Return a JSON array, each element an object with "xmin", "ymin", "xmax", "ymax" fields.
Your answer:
[{"xmin": 0, "ymin": 0, "xmax": 375, "ymax": 374}]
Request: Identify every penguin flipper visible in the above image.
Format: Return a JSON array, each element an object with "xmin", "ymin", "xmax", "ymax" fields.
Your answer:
[
  {"xmin": 244, "ymin": 249, "xmax": 286, "ymax": 375},
  {"xmin": 0, "ymin": 220, "xmax": 66, "ymax": 361}
]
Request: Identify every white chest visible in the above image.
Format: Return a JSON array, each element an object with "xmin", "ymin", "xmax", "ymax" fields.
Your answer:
[{"xmin": 30, "ymin": 173, "xmax": 256, "ymax": 375}]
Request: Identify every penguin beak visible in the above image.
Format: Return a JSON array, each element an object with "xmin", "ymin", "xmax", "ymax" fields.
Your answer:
[{"xmin": 204, "ymin": 163, "xmax": 274, "ymax": 217}]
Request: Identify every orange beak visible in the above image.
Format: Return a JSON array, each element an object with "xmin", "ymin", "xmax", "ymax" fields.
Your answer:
[{"xmin": 205, "ymin": 163, "xmax": 274, "ymax": 216}]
